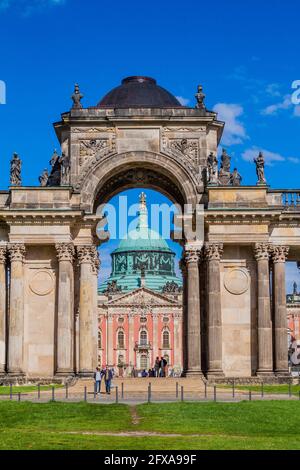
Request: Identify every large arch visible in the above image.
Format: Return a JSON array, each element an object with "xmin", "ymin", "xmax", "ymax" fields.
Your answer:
[{"xmin": 78, "ymin": 151, "xmax": 200, "ymax": 213}]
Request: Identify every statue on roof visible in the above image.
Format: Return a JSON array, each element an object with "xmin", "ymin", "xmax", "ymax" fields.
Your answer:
[
  {"xmin": 60, "ymin": 152, "xmax": 70, "ymax": 186},
  {"xmin": 10, "ymin": 152, "xmax": 22, "ymax": 186},
  {"xmin": 39, "ymin": 169, "xmax": 49, "ymax": 187},
  {"xmin": 195, "ymin": 84, "xmax": 206, "ymax": 110},
  {"xmin": 254, "ymin": 151, "xmax": 267, "ymax": 185},
  {"xmin": 207, "ymin": 152, "xmax": 218, "ymax": 185},
  {"xmin": 293, "ymin": 281, "xmax": 298, "ymax": 295},
  {"xmin": 219, "ymin": 148, "xmax": 231, "ymax": 185},
  {"xmin": 230, "ymin": 168, "xmax": 242, "ymax": 187},
  {"xmin": 71, "ymin": 83, "xmax": 84, "ymax": 110},
  {"xmin": 47, "ymin": 149, "xmax": 62, "ymax": 186}
]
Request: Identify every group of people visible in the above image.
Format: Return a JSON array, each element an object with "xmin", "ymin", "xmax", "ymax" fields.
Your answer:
[
  {"xmin": 94, "ymin": 366, "xmax": 114, "ymax": 395},
  {"xmin": 132, "ymin": 356, "xmax": 169, "ymax": 378}
]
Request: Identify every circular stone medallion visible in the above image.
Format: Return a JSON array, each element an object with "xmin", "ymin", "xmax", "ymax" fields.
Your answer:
[
  {"xmin": 224, "ymin": 268, "xmax": 249, "ymax": 295},
  {"xmin": 29, "ymin": 270, "xmax": 54, "ymax": 296}
]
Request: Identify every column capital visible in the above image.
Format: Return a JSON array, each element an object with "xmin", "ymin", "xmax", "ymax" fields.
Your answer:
[
  {"xmin": 205, "ymin": 242, "xmax": 223, "ymax": 261},
  {"xmin": 270, "ymin": 245, "xmax": 289, "ymax": 263},
  {"xmin": 77, "ymin": 245, "xmax": 98, "ymax": 265},
  {"xmin": 184, "ymin": 248, "xmax": 201, "ymax": 265},
  {"xmin": 254, "ymin": 243, "xmax": 270, "ymax": 261},
  {"xmin": 8, "ymin": 243, "xmax": 26, "ymax": 263},
  {"xmin": 0, "ymin": 246, "xmax": 7, "ymax": 264},
  {"xmin": 56, "ymin": 243, "xmax": 75, "ymax": 263},
  {"xmin": 91, "ymin": 250, "xmax": 101, "ymax": 275}
]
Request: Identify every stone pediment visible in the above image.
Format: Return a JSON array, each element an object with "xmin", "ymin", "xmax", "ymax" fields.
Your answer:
[{"xmin": 107, "ymin": 287, "xmax": 179, "ymax": 307}]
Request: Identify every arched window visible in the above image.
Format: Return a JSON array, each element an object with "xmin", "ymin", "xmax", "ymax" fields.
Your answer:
[
  {"xmin": 117, "ymin": 329, "xmax": 125, "ymax": 349},
  {"xmin": 163, "ymin": 329, "xmax": 170, "ymax": 348},
  {"xmin": 98, "ymin": 330, "xmax": 102, "ymax": 349},
  {"xmin": 140, "ymin": 330, "xmax": 148, "ymax": 346}
]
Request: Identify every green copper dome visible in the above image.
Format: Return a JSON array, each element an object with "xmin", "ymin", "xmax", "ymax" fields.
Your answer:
[{"xmin": 99, "ymin": 193, "xmax": 182, "ymax": 294}]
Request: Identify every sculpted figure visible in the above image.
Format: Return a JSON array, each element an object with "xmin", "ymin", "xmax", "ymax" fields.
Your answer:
[
  {"xmin": 230, "ymin": 168, "xmax": 242, "ymax": 186},
  {"xmin": 60, "ymin": 152, "xmax": 70, "ymax": 186},
  {"xmin": 195, "ymin": 84, "xmax": 206, "ymax": 109},
  {"xmin": 254, "ymin": 151, "xmax": 266, "ymax": 185},
  {"xmin": 10, "ymin": 152, "xmax": 22, "ymax": 186},
  {"xmin": 71, "ymin": 83, "xmax": 83, "ymax": 109},
  {"xmin": 219, "ymin": 148, "xmax": 231, "ymax": 185},
  {"xmin": 39, "ymin": 169, "xmax": 49, "ymax": 187},
  {"xmin": 207, "ymin": 152, "xmax": 218, "ymax": 185}
]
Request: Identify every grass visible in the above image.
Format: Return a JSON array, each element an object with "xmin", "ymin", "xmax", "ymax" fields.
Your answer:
[
  {"xmin": 0, "ymin": 384, "xmax": 63, "ymax": 396},
  {"xmin": 0, "ymin": 401, "xmax": 299, "ymax": 450},
  {"xmin": 220, "ymin": 383, "xmax": 300, "ymax": 396}
]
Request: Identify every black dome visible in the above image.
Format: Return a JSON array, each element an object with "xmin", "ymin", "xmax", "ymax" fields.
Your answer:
[{"xmin": 97, "ymin": 76, "xmax": 183, "ymax": 108}]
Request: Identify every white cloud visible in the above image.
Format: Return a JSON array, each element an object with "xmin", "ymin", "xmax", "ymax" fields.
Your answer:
[
  {"xmin": 242, "ymin": 146, "xmax": 300, "ymax": 166},
  {"xmin": 265, "ymin": 83, "xmax": 281, "ymax": 98},
  {"xmin": 176, "ymin": 96, "xmax": 190, "ymax": 106},
  {"xmin": 261, "ymin": 95, "xmax": 292, "ymax": 115},
  {"xmin": 213, "ymin": 103, "xmax": 247, "ymax": 146}
]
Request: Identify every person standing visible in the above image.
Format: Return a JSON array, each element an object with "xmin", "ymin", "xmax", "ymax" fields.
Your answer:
[
  {"xmin": 104, "ymin": 366, "xmax": 113, "ymax": 394},
  {"xmin": 154, "ymin": 357, "xmax": 160, "ymax": 377},
  {"xmin": 94, "ymin": 367, "xmax": 102, "ymax": 395}
]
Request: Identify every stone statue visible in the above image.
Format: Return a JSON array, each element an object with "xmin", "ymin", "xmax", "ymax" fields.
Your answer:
[
  {"xmin": 254, "ymin": 152, "xmax": 267, "ymax": 185},
  {"xmin": 105, "ymin": 280, "xmax": 122, "ymax": 295},
  {"xmin": 47, "ymin": 149, "xmax": 62, "ymax": 186},
  {"xmin": 195, "ymin": 85, "xmax": 206, "ymax": 110},
  {"xmin": 219, "ymin": 148, "xmax": 231, "ymax": 185},
  {"xmin": 230, "ymin": 168, "xmax": 242, "ymax": 187},
  {"xmin": 10, "ymin": 152, "xmax": 22, "ymax": 186},
  {"xmin": 207, "ymin": 152, "xmax": 218, "ymax": 185},
  {"xmin": 162, "ymin": 281, "xmax": 182, "ymax": 294},
  {"xmin": 39, "ymin": 169, "xmax": 49, "ymax": 187},
  {"xmin": 71, "ymin": 83, "xmax": 83, "ymax": 109},
  {"xmin": 60, "ymin": 152, "xmax": 70, "ymax": 186},
  {"xmin": 293, "ymin": 281, "xmax": 298, "ymax": 295}
]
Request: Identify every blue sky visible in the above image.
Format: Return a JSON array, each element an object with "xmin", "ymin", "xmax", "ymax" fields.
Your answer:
[{"xmin": 0, "ymin": 0, "xmax": 299, "ymax": 288}]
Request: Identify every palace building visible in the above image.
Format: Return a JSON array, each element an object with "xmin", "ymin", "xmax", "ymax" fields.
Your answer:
[
  {"xmin": 0, "ymin": 75, "xmax": 299, "ymax": 383},
  {"xmin": 97, "ymin": 193, "xmax": 183, "ymax": 375}
]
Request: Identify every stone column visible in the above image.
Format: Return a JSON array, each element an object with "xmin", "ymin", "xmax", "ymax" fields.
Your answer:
[
  {"xmin": 107, "ymin": 313, "xmax": 114, "ymax": 367},
  {"xmin": 152, "ymin": 312, "xmax": 159, "ymax": 361},
  {"xmin": 55, "ymin": 243, "xmax": 75, "ymax": 377},
  {"xmin": 77, "ymin": 246, "xmax": 99, "ymax": 377},
  {"xmin": 0, "ymin": 247, "xmax": 7, "ymax": 376},
  {"xmin": 179, "ymin": 258, "xmax": 188, "ymax": 373},
  {"xmin": 173, "ymin": 312, "xmax": 182, "ymax": 369},
  {"xmin": 205, "ymin": 243, "xmax": 224, "ymax": 377},
  {"xmin": 271, "ymin": 245, "xmax": 289, "ymax": 376},
  {"xmin": 184, "ymin": 248, "xmax": 203, "ymax": 376},
  {"xmin": 7, "ymin": 244, "xmax": 26, "ymax": 376},
  {"xmin": 254, "ymin": 243, "xmax": 273, "ymax": 375},
  {"xmin": 128, "ymin": 312, "xmax": 135, "ymax": 369}
]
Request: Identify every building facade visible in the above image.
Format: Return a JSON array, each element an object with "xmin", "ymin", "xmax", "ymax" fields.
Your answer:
[
  {"xmin": 97, "ymin": 193, "xmax": 183, "ymax": 376},
  {"xmin": 0, "ymin": 75, "xmax": 299, "ymax": 383}
]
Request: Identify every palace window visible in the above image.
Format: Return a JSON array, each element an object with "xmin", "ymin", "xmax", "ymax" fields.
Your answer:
[
  {"xmin": 140, "ymin": 354, "xmax": 148, "ymax": 369},
  {"xmin": 98, "ymin": 330, "xmax": 102, "ymax": 349},
  {"xmin": 140, "ymin": 330, "xmax": 148, "ymax": 346},
  {"xmin": 162, "ymin": 329, "xmax": 170, "ymax": 349},
  {"xmin": 117, "ymin": 329, "xmax": 125, "ymax": 349}
]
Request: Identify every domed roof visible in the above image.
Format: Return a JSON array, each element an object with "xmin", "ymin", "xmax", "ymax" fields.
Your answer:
[{"xmin": 97, "ymin": 76, "xmax": 183, "ymax": 108}]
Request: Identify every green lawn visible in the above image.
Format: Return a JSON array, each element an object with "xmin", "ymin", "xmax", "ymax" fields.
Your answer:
[
  {"xmin": 221, "ymin": 384, "xmax": 300, "ymax": 396},
  {"xmin": 0, "ymin": 384, "xmax": 63, "ymax": 395},
  {"xmin": 0, "ymin": 401, "xmax": 299, "ymax": 450}
]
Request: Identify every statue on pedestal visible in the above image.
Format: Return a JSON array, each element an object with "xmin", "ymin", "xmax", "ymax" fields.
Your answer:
[
  {"xmin": 207, "ymin": 152, "xmax": 218, "ymax": 185},
  {"xmin": 47, "ymin": 149, "xmax": 62, "ymax": 186},
  {"xmin": 230, "ymin": 168, "xmax": 242, "ymax": 186},
  {"xmin": 10, "ymin": 153, "xmax": 22, "ymax": 186},
  {"xmin": 219, "ymin": 148, "xmax": 231, "ymax": 185},
  {"xmin": 195, "ymin": 85, "xmax": 206, "ymax": 110},
  {"xmin": 254, "ymin": 152, "xmax": 267, "ymax": 185},
  {"xmin": 71, "ymin": 83, "xmax": 83, "ymax": 109},
  {"xmin": 39, "ymin": 169, "xmax": 49, "ymax": 187},
  {"xmin": 60, "ymin": 152, "xmax": 70, "ymax": 186}
]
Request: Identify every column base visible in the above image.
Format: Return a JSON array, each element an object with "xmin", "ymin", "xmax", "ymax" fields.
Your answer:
[
  {"xmin": 55, "ymin": 371, "xmax": 75, "ymax": 378},
  {"xmin": 78, "ymin": 371, "xmax": 94, "ymax": 378},
  {"xmin": 256, "ymin": 370, "xmax": 275, "ymax": 377},
  {"xmin": 183, "ymin": 369, "xmax": 204, "ymax": 378},
  {"xmin": 275, "ymin": 370, "xmax": 290, "ymax": 377},
  {"xmin": 7, "ymin": 371, "xmax": 25, "ymax": 378},
  {"xmin": 207, "ymin": 370, "xmax": 225, "ymax": 378}
]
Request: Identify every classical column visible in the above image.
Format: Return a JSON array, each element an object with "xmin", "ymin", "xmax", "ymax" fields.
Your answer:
[
  {"xmin": 271, "ymin": 245, "xmax": 289, "ymax": 376},
  {"xmin": 152, "ymin": 312, "xmax": 159, "ymax": 361},
  {"xmin": 55, "ymin": 243, "xmax": 75, "ymax": 377},
  {"xmin": 173, "ymin": 312, "xmax": 182, "ymax": 369},
  {"xmin": 254, "ymin": 243, "xmax": 273, "ymax": 375},
  {"xmin": 205, "ymin": 243, "xmax": 224, "ymax": 377},
  {"xmin": 77, "ymin": 245, "xmax": 99, "ymax": 376},
  {"xmin": 184, "ymin": 248, "xmax": 203, "ymax": 376},
  {"xmin": 179, "ymin": 258, "xmax": 188, "ymax": 373},
  {"xmin": 107, "ymin": 313, "xmax": 114, "ymax": 367},
  {"xmin": 0, "ymin": 246, "xmax": 7, "ymax": 376},
  {"xmin": 128, "ymin": 312, "xmax": 135, "ymax": 369},
  {"xmin": 7, "ymin": 243, "xmax": 26, "ymax": 376}
]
